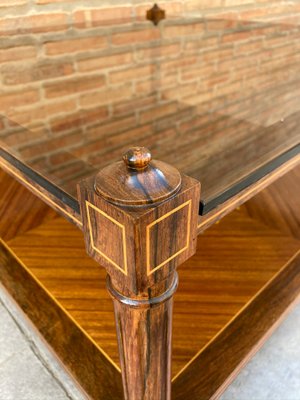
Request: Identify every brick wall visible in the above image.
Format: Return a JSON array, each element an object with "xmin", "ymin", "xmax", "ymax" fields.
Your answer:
[{"xmin": 0, "ymin": 1, "xmax": 299, "ymax": 190}]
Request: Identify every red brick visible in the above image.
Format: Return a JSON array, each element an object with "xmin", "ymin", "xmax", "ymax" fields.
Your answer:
[
  {"xmin": 45, "ymin": 75, "xmax": 105, "ymax": 98},
  {"xmin": 2, "ymin": 62, "xmax": 74, "ymax": 85},
  {"xmin": 222, "ymin": 31, "xmax": 251, "ymax": 43},
  {"xmin": 215, "ymin": 80, "xmax": 242, "ymax": 97},
  {"xmin": 1, "ymin": 124, "xmax": 47, "ymax": 147},
  {"xmin": 0, "ymin": 45, "xmax": 37, "ymax": 63},
  {"xmin": 72, "ymin": 10, "xmax": 87, "ymax": 29},
  {"xmin": 112, "ymin": 28, "xmax": 161, "ymax": 46},
  {"xmin": 206, "ymin": 18, "xmax": 238, "ymax": 33},
  {"xmin": 185, "ymin": 0, "xmax": 222, "ymax": 11},
  {"xmin": 184, "ymin": 36, "xmax": 219, "ymax": 53},
  {"xmin": 202, "ymin": 47, "xmax": 233, "ymax": 63},
  {"xmin": 236, "ymin": 39, "xmax": 263, "ymax": 54},
  {"xmin": 0, "ymin": 89, "xmax": 40, "ymax": 112},
  {"xmin": 80, "ymin": 84, "xmax": 132, "ymax": 107},
  {"xmin": 113, "ymin": 95, "xmax": 156, "ymax": 117},
  {"xmin": 160, "ymin": 56, "xmax": 198, "ymax": 72},
  {"xmin": 162, "ymin": 83, "xmax": 197, "ymax": 101},
  {"xmin": 107, "ymin": 124, "xmax": 152, "ymax": 148},
  {"xmin": 6, "ymin": 99, "xmax": 77, "ymax": 126},
  {"xmin": 181, "ymin": 90, "xmax": 214, "ymax": 107},
  {"xmin": 180, "ymin": 65, "xmax": 213, "ymax": 82},
  {"xmin": 20, "ymin": 132, "xmax": 83, "ymax": 159},
  {"xmin": 45, "ymin": 36, "xmax": 107, "ymax": 56},
  {"xmin": 77, "ymin": 51, "xmax": 133, "ymax": 72},
  {"xmin": 49, "ymin": 151, "xmax": 76, "ymax": 166},
  {"xmin": 135, "ymin": 2, "xmax": 183, "ymax": 18},
  {"xmin": 239, "ymin": 7, "xmax": 270, "ymax": 20},
  {"xmin": 136, "ymin": 43, "xmax": 181, "ymax": 60},
  {"xmin": 73, "ymin": 7, "xmax": 133, "ymax": 29},
  {"xmin": 50, "ymin": 106, "xmax": 109, "ymax": 134},
  {"xmin": 139, "ymin": 102, "xmax": 178, "ymax": 123},
  {"xmin": 91, "ymin": 7, "xmax": 132, "ymax": 26},
  {"xmin": 86, "ymin": 114, "xmax": 137, "ymax": 141},
  {"xmin": 0, "ymin": 13, "xmax": 68, "ymax": 36},
  {"xmin": 164, "ymin": 22, "xmax": 205, "ymax": 38},
  {"xmin": 135, "ymin": 79, "xmax": 160, "ymax": 96},
  {"xmin": 109, "ymin": 64, "xmax": 156, "ymax": 84},
  {"xmin": 159, "ymin": 71, "xmax": 180, "ymax": 88},
  {"xmin": 205, "ymin": 72, "xmax": 230, "ymax": 88},
  {"xmin": 0, "ymin": 0, "xmax": 26, "ymax": 7}
]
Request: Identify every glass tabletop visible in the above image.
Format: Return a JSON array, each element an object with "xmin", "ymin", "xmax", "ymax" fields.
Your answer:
[{"xmin": 0, "ymin": 2, "xmax": 299, "ymax": 215}]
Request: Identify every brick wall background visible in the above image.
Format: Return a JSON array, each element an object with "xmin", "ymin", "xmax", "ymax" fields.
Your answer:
[{"xmin": 0, "ymin": 1, "xmax": 299, "ymax": 193}]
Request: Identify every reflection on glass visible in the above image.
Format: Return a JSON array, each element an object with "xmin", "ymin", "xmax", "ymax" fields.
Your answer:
[{"xmin": 0, "ymin": 1, "xmax": 299, "ymax": 208}]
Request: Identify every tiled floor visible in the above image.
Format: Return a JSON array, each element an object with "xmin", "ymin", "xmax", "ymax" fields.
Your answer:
[{"xmin": 0, "ymin": 283, "xmax": 299, "ymax": 400}]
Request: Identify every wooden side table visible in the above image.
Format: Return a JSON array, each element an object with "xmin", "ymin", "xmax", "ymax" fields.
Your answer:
[
  {"xmin": 0, "ymin": 7, "xmax": 300, "ymax": 399},
  {"xmin": 1, "ymin": 143, "xmax": 300, "ymax": 399}
]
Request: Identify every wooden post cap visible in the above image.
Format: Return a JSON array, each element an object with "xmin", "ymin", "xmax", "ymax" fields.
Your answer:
[
  {"xmin": 123, "ymin": 147, "xmax": 152, "ymax": 170},
  {"xmin": 94, "ymin": 147, "xmax": 182, "ymax": 206},
  {"xmin": 146, "ymin": 3, "xmax": 166, "ymax": 25}
]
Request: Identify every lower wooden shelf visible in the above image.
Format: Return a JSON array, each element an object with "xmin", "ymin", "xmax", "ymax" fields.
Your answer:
[{"xmin": 0, "ymin": 168, "xmax": 299, "ymax": 399}]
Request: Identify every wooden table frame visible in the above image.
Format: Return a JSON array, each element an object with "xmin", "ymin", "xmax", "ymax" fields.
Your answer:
[{"xmin": 0, "ymin": 147, "xmax": 300, "ymax": 400}]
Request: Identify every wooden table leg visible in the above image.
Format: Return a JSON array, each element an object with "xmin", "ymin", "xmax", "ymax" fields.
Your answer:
[
  {"xmin": 78, "ymin": 147, "xmax": 200, "ymax": 400},
  {"xmin": 107, "ymin": 273, "xmax": 177, "ymax": 400}
]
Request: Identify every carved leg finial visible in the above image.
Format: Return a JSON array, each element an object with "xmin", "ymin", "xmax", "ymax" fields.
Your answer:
[{"xmin": 78, "ymin": 147, "xmax": 200, "ymax": 400}]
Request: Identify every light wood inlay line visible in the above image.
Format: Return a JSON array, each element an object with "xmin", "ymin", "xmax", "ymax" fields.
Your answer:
[
  {"xmin": 86, "ymin": 201, "xmax": 128, "ymax": 275},
  {"xmin": 0, "ymin": 160, "xmax": 83, "ymax": 228},
  {"xmin": 146, "ymin": 200, "xmax": 192, "ymax": 276}
]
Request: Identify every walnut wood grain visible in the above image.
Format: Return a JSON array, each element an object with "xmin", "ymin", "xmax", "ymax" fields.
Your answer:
[
  {"xmin": 0, "ymin": 169, "xmax": 57, "ymax": 241},
  {"xmin": 78, "ymin": 147, "xmax": 200, "ymax": 400},
  {"xmin": 78, "ymin": 150, "xmax": 200, "ymax": 295},
  {"xmin": 95, "ymin": 147, "xmax": 182, "ymax": 206},
  {"xmin": 0, "ymin": 155, "xmax": 82, "ymax": 229},
  {"xmin": 108, "ymin": 273, "xmax": 178, "ymax": 400},
  {"xmin": 0, "ymin": 239, "xmax": 123, "ymax": 400},
  {"xmin": 242, "ymin": 164, "xmax": 300, "ymax": 240},
  {"xmin": 172, "ymin": 250, "xmax": 300, "ymax": 400}
]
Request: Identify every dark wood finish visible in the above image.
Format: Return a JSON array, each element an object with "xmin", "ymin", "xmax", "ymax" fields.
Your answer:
[
  {"xmin": 78, "ymin": 147, "xmax": 200, "ymax": 294},
  {"xmin": 108, "ymin": 273, "xmax": 177, "ymax": 400},
  {"xmin": 146, "ymin": 4, "xmax": 166, "ymax": 26},
  {"xmin": 1, "ymin": 168, "xmax": 300, "ymax": 400},
  {"xmin": 95, "ymin": 147, "xmax": 182, "ymax": 206},
  {"xmin": 123, "ymin": 147, "xmax": 152, "ymax": 170},
  {"xmin": 78, "ymin": 147, "xmax": 200, "ymax": 400}
]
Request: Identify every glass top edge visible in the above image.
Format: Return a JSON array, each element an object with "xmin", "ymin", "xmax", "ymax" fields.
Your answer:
[
  {"xmin": 0, "ymin": 147, "xmax": 80, "ymax": 215},
  {"xmin": 200, "ymin": 143, "xmax": 300, "ymax": 215},
  {"xmin": 1, "ymin": 142, "xmax": 299, "ymax": 218}
]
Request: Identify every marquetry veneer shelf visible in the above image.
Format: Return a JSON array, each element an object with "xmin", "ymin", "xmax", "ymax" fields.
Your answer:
[{"xmin": 1, "ymin": 169, "xmax": 300, "ymax": 400}]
